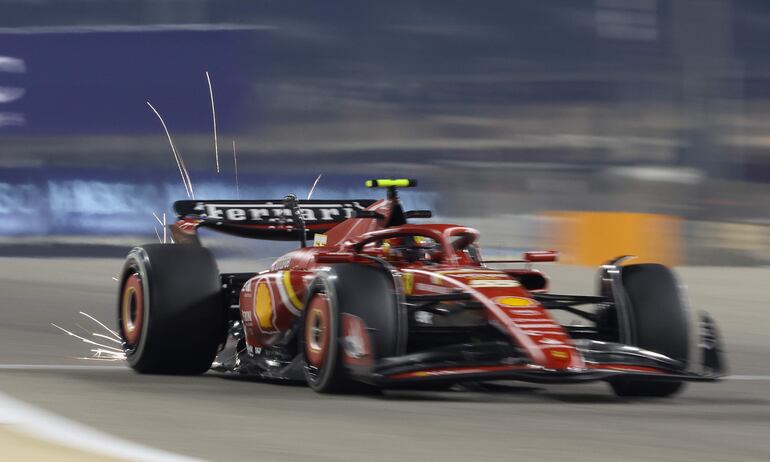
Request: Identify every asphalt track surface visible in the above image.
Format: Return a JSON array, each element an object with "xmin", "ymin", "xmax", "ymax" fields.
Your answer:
[{"xmin": 1, "ymin": 257, "xmax": 769, "ymax": 461}]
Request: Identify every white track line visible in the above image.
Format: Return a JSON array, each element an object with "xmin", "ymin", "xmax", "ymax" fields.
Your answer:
[
  {"xmin": 0, "ymin": 392, "xmax": 204, "ymax": 462},
  {"xmin": 0, "ymin": 364, "xmax": 127, "ymax": 371},
  {"xmin": 726, "ymin": 375, "xmax": 770, "ymax": 381}
]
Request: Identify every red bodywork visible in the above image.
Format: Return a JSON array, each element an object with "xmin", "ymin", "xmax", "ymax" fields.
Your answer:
[
  {"xmin": 176, "ymin": 198, "xmax": 581, "ymax": 375},
  {"xmin": 171, "ymin": 193, "xmax": 720, "ymax": 385}
]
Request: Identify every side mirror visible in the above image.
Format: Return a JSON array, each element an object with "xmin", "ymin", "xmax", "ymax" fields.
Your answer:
[{"xmin": 523, "ymin": 250, "xmax": 558, "ymax": 263}]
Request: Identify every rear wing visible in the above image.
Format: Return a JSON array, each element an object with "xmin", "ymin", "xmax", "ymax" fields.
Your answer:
[{"xmin": 172, "ymin": 199, "xmax": 377, "ymax": 242}]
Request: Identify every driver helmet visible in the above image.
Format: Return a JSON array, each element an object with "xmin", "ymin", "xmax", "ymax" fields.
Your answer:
[{"xmin": 387, "ymin": 236, "xmax": 438, "ymax": 263}]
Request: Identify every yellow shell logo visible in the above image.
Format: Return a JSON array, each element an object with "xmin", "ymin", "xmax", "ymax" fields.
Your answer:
[
  {"xmin": 550, "ymin": 350, "xmax": 569, "ymax": 360},
  {"xmin": 402, "ymin": 272, "xmax": 414, "ymax": 295},
  {"xmin": 254, "ymin": 280, "xmax": 275, "ymax": 330},
  {"xmin": 496, "ymin": 296, "xmax": 535, "ymax": 308}
]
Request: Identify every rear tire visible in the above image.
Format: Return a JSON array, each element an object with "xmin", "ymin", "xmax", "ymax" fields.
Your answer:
[
  {"xmin": 118, "ymin": 244, "xmax": 226, "ymax": 374},
  {"xmin": 609, "ymin": 264, "xmax": 689, "ymax": 397}
]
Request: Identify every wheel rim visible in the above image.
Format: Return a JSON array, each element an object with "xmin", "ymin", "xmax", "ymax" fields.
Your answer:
[
  {"xmin": 121, "ymin": 272, "xmax": 144, "ymax": 347},
  {"xmin": 304, "ymin": 293, "xmax": 331, "ymax": 370}
]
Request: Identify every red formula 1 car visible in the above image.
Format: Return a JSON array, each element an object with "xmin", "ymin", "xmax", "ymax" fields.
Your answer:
[{"xmin": 117, "ymin": 179, "xmax": 725, "ymax": 396}]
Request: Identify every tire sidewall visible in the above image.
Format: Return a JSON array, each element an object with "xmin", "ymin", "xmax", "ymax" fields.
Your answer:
[
  {"xmin": 622, "ymin": 263, "xmax": 690, "ymax": 367},
  {"xmin": 302, "ymin": 275, "xmax": 342, "ymax": 391},
  {"xmin": 119, "ymin": 248, "xmax": 153, "ymax": 367},
  {"xmin": 117, "ymin": 244, "xmax": 224, "ymax": 374},
  {"xmin": 610, "ymin": 263, "xmax": 690, "ymax": 397}
]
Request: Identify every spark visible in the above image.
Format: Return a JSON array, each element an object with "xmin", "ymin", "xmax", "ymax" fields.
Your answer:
[
  {"xmin": 152, "ymin": 212, "xmax": 168, "ymax": 243},
  {"xmin": 92, "ymin": 333, "xmax": 122, "ymax": 344},
  {"xmin": 78, "ymin": 349, "xmax": 125, "ymax": 361},
  {"xmin": 307, "ymin": 173, "xmax": 322, "ymax": 200},
  {"xmin": 153, "ymin": 225, "xmax": 162, "ymax": 244},
  {"xmin": 206, "ymin": 71, "xmax": 220, "ymax": 173},
  {"xmin": 111, "ymin": 277, "xmax": 118, "ymax": 282},
  {"xmin": 232, "ymin": 139, "xmax": 240, "ymax": 199},
  {"xmin": 51, "ymin": 323, "xmax": 124, "ymax": 352},
  {"xmin": 79, "ymin": 311, "xmax": 121, "ymax": 339},
  {"xmin": 146, "ymin": 101, "xmax": 194, "ymax": 198},
  {"xmin": 54, "ymin": 313, "xmax": 127, "ymax": 362},
  {"xmin": 89, "ymin": 349, "xmax": 124, "ymax": 359}
]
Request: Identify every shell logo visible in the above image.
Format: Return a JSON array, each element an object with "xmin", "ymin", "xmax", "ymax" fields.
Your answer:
[
  {"xmin": 550, "ymin": 350, "xmax": 569, "ymax": 360},
  {"xmin": 402, "ymin": 272, "xmax": 414, "ymax": 295},
  {"xmin": 495, "ymin": 296, "xmax": 536, "ymax": 308},
  {"xmin": 254, "ymin": 280, "xmax": 275, "ymax": 330}
]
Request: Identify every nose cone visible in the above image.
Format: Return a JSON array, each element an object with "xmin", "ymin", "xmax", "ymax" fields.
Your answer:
[{"xmin": 489, "ymin": 295, "xmax": 584, "ymax": 370}]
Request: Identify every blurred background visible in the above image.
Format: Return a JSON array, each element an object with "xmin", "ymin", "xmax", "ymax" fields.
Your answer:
[
  {"xmin": 1, "ymin": 0, "xmax": 769, "ymax": 265},
  {"xmin": 2, "ymin": 4, "xmax": 770, "ymax": 461}
]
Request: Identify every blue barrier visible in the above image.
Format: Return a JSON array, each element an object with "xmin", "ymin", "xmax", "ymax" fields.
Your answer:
[{"xmin": 0, "ymin": 167, "xmax": 435, "ymax": 236}]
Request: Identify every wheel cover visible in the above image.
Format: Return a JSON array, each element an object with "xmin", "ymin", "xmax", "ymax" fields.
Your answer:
[
  {"xmin": 121, "ymin": 273, "xmax": 144, "ymax": 347},
  {"xmin": 304, "ymin": 293, "xmax": 331, "ymax": 369}
]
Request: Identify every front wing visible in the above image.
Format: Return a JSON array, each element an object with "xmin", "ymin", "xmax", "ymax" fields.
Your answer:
[{"xmin": 361, "ymin": 314, "xmax": 726, "ymax": 387}]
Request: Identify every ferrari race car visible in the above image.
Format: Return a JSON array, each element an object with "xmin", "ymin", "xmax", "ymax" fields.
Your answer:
[{"xmin": 117, "ymin": 179, "xmax": 725, "ymax": 396}]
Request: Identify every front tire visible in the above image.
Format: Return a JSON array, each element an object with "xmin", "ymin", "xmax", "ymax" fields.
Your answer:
[
  {"xmin": 301, "ymin": 264, "xmax": 401, "ymax": 393},
  {"xmin": 301, "ymin": 286, "xmax": 348, "ymax": 393},
  {"xmin": 118, "ymin": 244, "xmax": 226, "ymax": 374},
  {"xmin": 609, "ymin": 263, "xmax": 689, "ymax": 397}
]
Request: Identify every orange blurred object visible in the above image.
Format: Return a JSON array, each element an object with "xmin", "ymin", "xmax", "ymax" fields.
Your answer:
[{"xmin": 543, "ymin": 212, "xmax": 682, "ymax": 266}]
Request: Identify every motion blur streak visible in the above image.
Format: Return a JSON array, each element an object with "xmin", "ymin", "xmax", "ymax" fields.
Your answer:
[
  {"xmin": 0, "ymin": 173, "xmax": 436, "ymax": 236},
  {"xmin": 1, "ymin": 1, "xmax": 770, "ymax": 461}
]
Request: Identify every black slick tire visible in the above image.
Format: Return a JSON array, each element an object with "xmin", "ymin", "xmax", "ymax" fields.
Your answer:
[
  {"xmin": 118, "ymin": 244, "xmax": 226, "ymax": 374},
  {"xmin": 610, "ymin": 263, "xmax": 689, "ymax": 397},
  {"xmin": 301, "ymin": 264, "xmax": 400, "ymax": 394}
]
